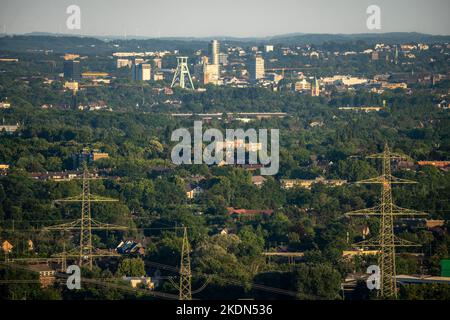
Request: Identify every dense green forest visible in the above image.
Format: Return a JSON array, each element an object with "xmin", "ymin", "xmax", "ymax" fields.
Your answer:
[{"xmin": 0, "ymin": 35, "xmax": 449, "ymax": 300}]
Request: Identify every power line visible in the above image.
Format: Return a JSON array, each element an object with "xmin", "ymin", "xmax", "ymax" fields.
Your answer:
[
  {"xmin": 0, "ymin": 261, "xmax": 179, "ymax": 300},
  {"xmin": 145, "ymin": 260, "xmax": 299, "ymax": 298}
]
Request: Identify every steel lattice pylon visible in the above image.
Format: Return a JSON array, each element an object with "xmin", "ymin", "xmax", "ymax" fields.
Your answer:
[
  {"xmin": 179, "ymin": 227, "xmax": 192, "ymax": 300},
  {"xmin": 44, "ymin": 164, "xmax": 128, "ymax": 270},
  {"xmin": 79, "ymin": 166, "xmax": 93, "ymax": 268},
  {"xmin": 345, "ymin": 143, "xmax": 427, "ymax": 299},
  {"xmin": 171, "ymin": 56, "xmax": 195, "ymax": 90}
]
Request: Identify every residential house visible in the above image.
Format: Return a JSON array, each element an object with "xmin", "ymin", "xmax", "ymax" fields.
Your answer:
[
  {"xmin": 417, "ymin": 161, "xmax": 450, "ymax": 169},
  {"xmin": 251, "ymin": 175, "xmax": 267, "ymax": 187},
  {"xmin": 29, "ymin": 171, "xmax": 80, "ymax": 181},
  {"xmin": 0, "ymin": 164, "xmax": 9, "ymax": 175},
  {"xmin": 2, "ymin": 240, "xmax": 13, "ymax": 253},
  {"xmin": 185, "ymin": 183, "xmax": 204, "ymax": 199},
  {"xmin": 226, "ymin": 207, "xmax": 274, "ymax": 216},
  {"xmin": 29, "ymin": 264, "xmax": 56, "ymax": 288},
  {"xmin": 122, "ymin": 276, "xmax": 155, "ymax": 290},
  {"xmin": 280, "ymin": 176, "xmax": 347, "ymax": 190},
  {"xmin": 116, "ymin": 240, "xmax": 145, "ymax": 256},
  {"xmin": 0, "ymin": 123, "xmax": 20, "ymax": 134},
  {"xmin": 218, "ymin": 228, "xmax": 230, "ymax": 235},
  {"xmin": 0, "ymin": 101, "xmax": 11, "ymax": 109},
  {"xmin": 426, "ymin": 220, "xmax": 446, "ymax": 230}
]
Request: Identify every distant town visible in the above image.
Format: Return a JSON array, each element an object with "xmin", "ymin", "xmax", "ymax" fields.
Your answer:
[
  {"xmin": 0, "ymin": 31, "xmax": 449, "ymax": 302},
  {"xmin": 1, "ymin": 36, "xmax": 448, "ymax": 115}
]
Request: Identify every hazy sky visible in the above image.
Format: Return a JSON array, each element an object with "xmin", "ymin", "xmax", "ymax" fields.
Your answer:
[{"xmin": 0, "ymin": 0, "xmax": 449, "ymax": 37}]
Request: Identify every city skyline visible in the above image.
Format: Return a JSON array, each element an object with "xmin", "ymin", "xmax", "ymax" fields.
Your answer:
[
  {"xmin": 0, "ymin": 2, "xmax": 449, "ymax": 305},
  {"xmin": 0, "ymin": 0, "xmax": 449, "ymax": 37}
]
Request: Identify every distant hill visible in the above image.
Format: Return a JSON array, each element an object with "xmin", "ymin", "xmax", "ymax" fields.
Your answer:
[
  {"xmin": 0, "ymin": 35, "xmax": 208, "ymax": 55},
  {"xmin": 262, "ymin": 32, "xmax": 450, "ymax": 45},
  {"xmin": 0, "ymin": 32, "xmax": 448, "ymax": 54},
  {"xmin": 0, "ymin": 35, "xmax": 110, "ymax": 55}
]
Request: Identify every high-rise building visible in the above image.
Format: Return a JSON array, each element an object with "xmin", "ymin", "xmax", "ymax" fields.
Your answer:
[
  {"xmin": 203, "ymin": 63, "xmax": 220, "ymax": 85},
  {"xmin": 249, "ymin": 55, "xmax": 265, "ymax": 81},
  {"xmin": 311, "ymin": 77, "xmax": 320, "ymax": 96},
  {"xmin": 264, "ymin": 45, "xmax": 274, "ymax": 53},
  {"xmin": 193, "ymin": 63, "xmax": 204, "ymax": 80},
  {"xmin": 63, "ymin": 60, "xmax": 81, "ymax": 81},
  {"xmin": 394, "ymin": 46, "xmax": 399, "ymax": 65},
  {"xmin": 199, "ymin": 56, "xmax": 209, "ymax": 64},
  {"xmin": 131, "ymin": 58, "xmax": 144, "ymax": 77},
  {"xmin": 136, "ymin": 63, "xmax": 151, "ymax": 81},
  {"xmin": 132, "ymin": 59, "xmax": 151, "ymax": 81},
  {"xmin": 153, "ymin": 57, "xmax": 162, "ymax": 69},
  {"xmin": 218, "ymin": 53, "xmax": 228, "ymax": 66},
  {"xmin": 209, "ymin": 40, "xmax": 220, "ymax": 65},
  {"xmin": 294, "ymin": 79, "xmax": 311, "ymax": 92},
  {"xmin": 199, "ymin": 46, "xmax": 221, "ymax": 85},
  {"xmin": 131, "ymin": 60, "xmax": 139, "ymax": 80},
  {"xmin": 117, "ymin": 58, "xmax": 131, "ymax": 68}
]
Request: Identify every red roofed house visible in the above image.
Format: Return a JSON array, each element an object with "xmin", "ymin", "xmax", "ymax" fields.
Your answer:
[
  {"xmin": 226, "ymin": 207, "xmax": 274, "ymax": 216},
  {"xmin": 418, "ymin": 161, "xmax": 450, "ymax": 168}
]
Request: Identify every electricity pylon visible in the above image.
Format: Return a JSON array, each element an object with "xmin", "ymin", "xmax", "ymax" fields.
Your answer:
[
  {"xmin": 168, "ymin": 227, "xmax": 211, "ymax": 299},
  {"xmin": 179, "ymin": 227, "xmax": 192, "ymax": 300},
  {"xmin": 345, "ymin": 143, "xmax": 427, "ymax": 299},
  {"xmin": 44, "ymin": 164, "xmax": 128, "ymax": 270},
  {"xmin": 171, "ymin": 57, "xmax": 195, "ymax": 90}
]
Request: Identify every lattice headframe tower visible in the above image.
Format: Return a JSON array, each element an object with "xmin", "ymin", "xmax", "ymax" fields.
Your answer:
[{"xmin": 171, "ymin": 56, "xmax": 195, "ymax": 90}]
